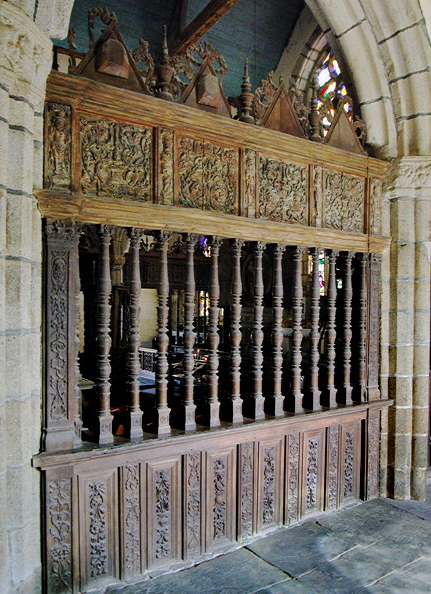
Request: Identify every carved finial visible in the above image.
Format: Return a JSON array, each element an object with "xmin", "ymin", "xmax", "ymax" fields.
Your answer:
[
  {"xmin": 155, "ymin": 25, "xmax": 174, "ymax": 101},
  {"xmin": 309, "ymin": 75, "xmax": 323, "ymax": 143},
  {"xmin": 239, "ymin": 58, "xmax": 255, "ymax": 124}
]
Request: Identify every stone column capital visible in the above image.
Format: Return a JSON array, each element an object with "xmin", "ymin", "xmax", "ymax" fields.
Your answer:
[
  {"xmin": 0, "ymin": 1, "xmax": 52, "ymax": 107},
  {"xmin": 383, "ymin": 156, "xmax": 431, "ymax": 197}
]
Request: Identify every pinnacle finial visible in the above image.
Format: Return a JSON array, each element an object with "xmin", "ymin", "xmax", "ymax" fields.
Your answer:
[{"xmin": 239, "ymin": 57, "xmax": 255, "ymax": 124}]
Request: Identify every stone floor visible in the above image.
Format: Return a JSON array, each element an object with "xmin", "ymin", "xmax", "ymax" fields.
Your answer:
[{"xmin": 108, "ymin": 482, "xmax": 431, "ymax": 594}]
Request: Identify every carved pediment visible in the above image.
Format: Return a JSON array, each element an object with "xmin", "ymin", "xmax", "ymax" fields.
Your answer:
[
  {"xmin": 261, "ymin": 83, "xmax": 306, "ymax": 138},
  {"xmin": 179, "ymin": 57, "xmax": 231, "ymax": 117},
  {"xmin": 325, "ymin": 104, "xmax": 365, "ymax": 155}
]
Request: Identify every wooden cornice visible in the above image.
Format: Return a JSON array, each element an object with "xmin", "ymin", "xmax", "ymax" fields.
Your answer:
[{"xmin": 170, "ymin": 0, "xmax": 242, "ymax": 55}]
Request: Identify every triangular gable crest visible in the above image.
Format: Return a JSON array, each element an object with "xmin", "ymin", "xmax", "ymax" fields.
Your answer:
[
  {"xmin": 325, "ymin": 104, "xmax": 365, "ymax": 154},
  {"xmin": 261, "ymin": 83, "xmax": 306, "ymax": 138}
]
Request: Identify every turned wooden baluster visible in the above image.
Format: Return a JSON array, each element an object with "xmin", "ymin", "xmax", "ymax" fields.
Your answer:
[
  {"xmin": 183, "ymin": 234, "xmax": 198, "ymax": 430},
  {"xmin": 339, "ymin": 251, "xmax": 354, "ymax": 405},
  {"xmin": 125, "ymin": 228, "xmax": 144, "ymax": 439},
  {"xmin": 205, "ymin": 236, "xmax": 223, "ymax": 427},
  {"xmin": 322, "ymin": 249, "xmax": 338, "ymax": 408},
  {"xmin": 269, "ymin": 244, "xmax": 285, "ymax": 416},
  {"xmin": 250, "ymin": 242, "xmax": 266, "ymax": 419},
  {"xmin": 353, "ymin": 252, "xmax": 368, "ymax": 402},
  {"xmin": 305, "ymin": 248, "xmax": 322, "ymax": 411},
  {"xmin": 227, "ymin": 238, "xmax": 244, "ymax": 423},
  {"xmin": 96, "ymin": 224, "xmax": 114, "ymax": 444},
  {"xmin": 288, "ymin": 246, "xmax": 305, "ymax": 413},
  {"xmin": 156, "ymin": 231, "xmax": 172, "ymax": 435},
  {"xmin": 73, "ymin": 226, "xmax": 83, "ymax": 446}
]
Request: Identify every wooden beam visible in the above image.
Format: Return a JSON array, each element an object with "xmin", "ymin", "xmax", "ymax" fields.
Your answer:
[{"xmin": 170, "ymin": 0, "xmax": 242, "ymax": 55}]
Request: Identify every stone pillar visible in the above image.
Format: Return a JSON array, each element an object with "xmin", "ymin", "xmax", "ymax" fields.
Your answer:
[
  {"xmin": 0, "ymin": 2, "xmax": 52, "ymax": 592},
  {"xmin": 383, "ymin": 157, "xmax": 431, "ymax": 500}
]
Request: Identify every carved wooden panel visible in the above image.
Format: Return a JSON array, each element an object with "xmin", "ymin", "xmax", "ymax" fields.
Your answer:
[
  {"xmin": 242, "ymin": 148, "xmax": 257, "ymax": 218},
  {"xmin": 301, "ymin": 429, "xmax": 325, "ymax": 516},
  {"xmin": 78, "ymin": 469, "xmax": 118, "ymax": 591},
  {"xmin": 45, "ymin": 470, "xmax": 73, "ymax": 594},
  {"xmin": 258, "ymin": 156, "xmax": 308, "ymax": 224},
  {"xmin": 312, "ymin": 165, "xmax": 323, "ymax": 227},
  {"xmin": 285, "ymin": 432, "xmax": 300, "ymax": 525},
  {"xmin": 157, "ymin": 128, "xmax": 174, "ymax": 205},
  {"xmin": 120, "ymin": 463, "xmax": 144, "ymax": 578},
  {"xmin": 340, "ymin": 422, "xmax": 361, "ymax": 504},
  {"xmin": 367, "ymin": 410, "xmax": 380, "ymax": 500},
  {"xmin": 205, "ymin": 447, "xmax": 236, "ymax": 551},
  {"xmin": 44, "ymin": 102, "xmax": 72, "ymax": 191},
  {"xmin": 257, "ymin": 439, "xmax": 283, "ymax": 531},
  {"xmin": 80, "ymin": 115, "xmax": 153, "ymax": 200},
  {"xmin": 369, "ymin": 178, "xmax": 382, "ymax": 235},
  {"xmin": 184, "ymin": 452, "xmax": 203, "ymax": 558},
  {"xmin": 368, "ymin": 255, "xmax": 381, "ymax": 400},
  {"xmin": 178, "ymin": 136, "xmax": 238, "ymax": 214},
  {"xmin": 147, "ymin": 458, "xmax": 180, "ymax": 569},
  {"xmin": 237, "ymin": 442, "xmax": 256, "ymax": 541},
  {"xmin": 326, "ymin": 424, "xmax": 340, "ymax": 510},
  {"xmin": 323, "ymin": 170, "xmax": 364, "ymax": 233}
]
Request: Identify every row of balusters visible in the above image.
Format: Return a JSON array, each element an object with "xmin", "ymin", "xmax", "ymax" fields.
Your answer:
[{"xmin": 69, "ymin": 226, "xmax": 373, "ymax": 445}]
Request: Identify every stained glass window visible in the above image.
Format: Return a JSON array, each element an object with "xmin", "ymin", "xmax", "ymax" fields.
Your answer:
[{"xmin": 315, "ymin": 52, "xmax": 352, "ymax": 136}]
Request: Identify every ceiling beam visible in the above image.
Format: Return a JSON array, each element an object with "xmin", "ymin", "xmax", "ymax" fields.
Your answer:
[{"xmin": 170, "ymin": 0, "xmax": 242, "ymax": 55}]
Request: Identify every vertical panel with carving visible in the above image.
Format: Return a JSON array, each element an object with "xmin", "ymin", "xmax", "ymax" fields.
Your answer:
[
  {"xmin": 285, "ymin": 433, "xmax": 300, "ymax": 525},
  {"xmin": 205, "ymin": 447, "xmax": 236, "ymax": 551},
  {"xmin": 242, "ymin": 148, "xmax": 256, "ymax": 218},
  {"xmin": 301, "ymin": 430, "xmax": 325, "ymax": 516},
  {"xmin": 184, "ymin": 452, "xmax": 202, "ymax": 558},
  {"xmin": 121, "ymin": 464, "xmax": 143, "ymax": 578},
  {"xmin": 327, "ymin": 425, "xmax": 340, "ymax": 510},
  {"xmin": 44, "ymin": 102, "xmax": 72, "ymax": 191},
  {"xmin": 368, "ymin": 254, "xmax": 381, "ymax": 400},
  {"xmin": 340, "ymin": 422, "xmax": 361, "ymax": 504},
  {"xmin": 157, "ymin": 128, "xmax": 174, "ymax": 205},
  {"xmin": 323, "ymin": 170, "xmax": 364, "ymax": 233},
  {"xmin": 257, "ymin": 439, "xmax": 283, "ymax": 531},
  {"xmin": 367, "ymin": 410, "xmax": 380, "ymax": 500},
  {"xmin": 238, "ymin": 442, "xmax": 255, "ymax": 540},
  {"xmin": 369, "ymin": 178, "xmax": 382, "ymax": 235}
]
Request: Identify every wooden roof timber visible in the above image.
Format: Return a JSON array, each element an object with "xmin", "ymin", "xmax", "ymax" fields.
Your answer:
[{"xmin": 170, "ymin": 0, "xmax": 242, "ymax": 55}]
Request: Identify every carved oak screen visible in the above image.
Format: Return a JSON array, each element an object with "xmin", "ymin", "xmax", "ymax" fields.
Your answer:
[{"xmin": 35, "ymin": 21, "xmax": 391, "ymax": 594}]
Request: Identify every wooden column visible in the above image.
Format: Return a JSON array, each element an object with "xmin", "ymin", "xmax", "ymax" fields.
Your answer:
[
  {"xmin": 95, "ymin": 225, "xmax": 114, "ymax": 444},
  {"xmin": 268, "ymin": 244, "xmax": 285, "ymax": 416},
  {"xmin": 339, "ymin": 252, "xmax": 354, "ymax": 406},
  {"xmin": 156, "ymin": 231, "xmax": 172, "ymax": 435},
  {"xmin": 183, "ymin": 234, "xmax": 198, "ymax": 431},
  {"xmin": 204, "ymin": 236, "xmax": 222, "ymax": 427},
  {"xmin": 353, "ymin": 252, "xmax": 368, "ymax": 403},
  {"xmin": 288, "ymin": 246, "xmax": 305, "ymax": 413},
  {"xmin": 305, "ymin": 248, "xmax": 322, "ymax": 411},
  {"xmin": 248, "ymin": 242, "xmax": 266, "ymax": 419},
  {"xmin": 322, "ymin": 249, "xmax": 338, "ymax": 408},
  {"xmin": 227, "ymin": 238, "xmax": 244, "ymax": 423},
  {"xmin": 125, "ymin": 228, "xmax": 144, "ymax": 439},
  {"xmin": 367, "ymin": 254, "xmax": 381, "ymax": 400},
  {"xmin": 43, "ymin": 219, "xmax": 82, "ymax": 452}
]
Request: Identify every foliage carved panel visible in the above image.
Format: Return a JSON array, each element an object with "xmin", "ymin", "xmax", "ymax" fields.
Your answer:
[
  {"xmin": 80, "ymin": 115, "xmax": 152, "ymax": 200},
  {"xmin": 261, "ymin": 445, "xmax": 277, "ymax": 527},
  {"xmin": 158, "ymin": 128, "xmax": 174, "ymax": 205},
  {"xmin": 324, "ymin": 170, "xmax": 364, "ymax": 233},
  {"xmin": 185, "ymin": 452, "xmax": 202, "ymax": 557},
  {"xmin": 367, "ymin": 411, "xmax": 380, "ymax": 500},
  {"xmin": 178, "ymin": 136, "xmax": 237, "ymax": 214},
  {"xmin": 45, "ymin": 102, "xmax": 72, "ymax": 191},
  {"xmin": 123, "ymin": 464, "xmax": 141, "ymax": 577},
  {"xmin": 238, "ymin": 442, "xmax": 254, "ymax": 540},
  {"xmin": 306, "ymin": 438, "xmax": 318, "ymax": 511},
  {"xmin": 243, "ymin": 149, "xmax": 256, "ymax": 218},
  {"xmin": 327, "ymin": 425, "xmax": 339, "ymax": 510},
  {"xmin": 286, "ymin": 433, "xmax": 300, "ymax": 525},
  {"xmin": 46, "ymin": 477, "xmax": 73, "ymax": 593},
  {"xmin": 343, "ymin": 430, "xmax": 355, "ymax": 499},
  {"xmin": 258, "ymin": 156, "xmax": 308, "ymax": 224},
  {"xmin": 369, "ymin": 178, "xmax": 382, "ymax": 235},
  {"xmin": 88, "ymin": 481, "xmax": 109, "ymax": 579}
]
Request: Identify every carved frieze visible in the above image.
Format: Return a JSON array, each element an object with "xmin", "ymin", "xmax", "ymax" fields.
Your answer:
[
  {"xmin": 45, "ymin": 103, "xmax": 72, "ymax": 191},
  {"xmin": 344, "ymin": 431, "xmax": 354, "ymax": 499},
  {"xmin": 258, "ymin": 157, "xmax": 308, "ymax": 224},
  {"xmin": 47, "ymin": 478, "xmax": 72, "ymax": 592},
  {"xmin": 306, "ymin": 438, "xmax": 318, "ymax": 510},
  {"xmin": 369, "ymin": 177, "xmax": 382, "ymax": 235},
  {"xmin": 213, "ymin": 457, "xmax": 227, "ymax": 540},
  {"xmin": 186, "ymin": 453, "xmax": 201, "ymax": 555},
  {"xmin": 155, "ymin": 469, "xmax": 171, "ymax": 559},
  {"xmin": 158, "ymin": 128, "xmax": 174, "ymax": 205},
  {"xmin": 124, "ymin": 464, "xmax": 141, "ymax": 576},
  {"xmin": 287, "ymin": 433, "xmax": 300, "ymax": 524},
  {"xmin": 89, "ymin": 482, "xmax": 108, "ymax": 578},
  {"xmin": 243, "ymin": 148, "xmax": 256, "ymax": 218},
  {"xmin": 179, "ymin": 136, "xmax": 237, "ymax": 214},
  {"xmin": 262, "ymin": 447, "xmax": 276, "ymax": 525},
  {"xmin": 328, "ymin": 425, "xmax": 339, "ymax": 510},
  {"xmin": 324, "ymin": 170, "xmax": 364, "ymax": 233},
  {"xmin": 239, "ymin": 442, "xmax": 254, "ymax": 538},
  {"xmin": 80, "ymin": 116, "xmax": 152, "ymax": 200}
]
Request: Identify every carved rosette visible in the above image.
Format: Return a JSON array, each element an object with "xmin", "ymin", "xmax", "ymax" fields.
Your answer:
[
  {"xmin": 80, "ymin": 116, "xmax": 152, "ymax": 200},
  {"xmin": 213, "ymin": 457, "xmax": 227, "ymax": 540},
  {"xmin": 45, "ymin": 102, "xmax": 72, "ymax": 191},
  {"xmin": 243, "ymin": 148, "xmax": 256, "ymax": 217},
  {"xmin": 47, "ymin": 478, "xmax": 72, "ymax": 592},
  {"xmin": 158, "ymin": 128, "xmax": 174, "ymax": 204},
  {"xmin": 239, "ymin": 443, "xmax": 254, "ymax": 539},
  {"xmin": 155, "ymin": 469, "xmax": 171, "ymax": 559},
  {"xmin": 262, "ymin": 447, "xmax": 276, "ymax": 526},
  {"xmin": 328, "ymin": 425, "xmax": 339, "ymax": 510},
  {"xmin": 369, "ymin": 178, "xmax": 382, "ymax": 235},
  {"xmin": 258, "ymin": 157, "xmax": 308, "ymax": 224},
  {"xmin": 89, "ymin": 482, "xmax": 108, "ymax": 578},
  {"xmin": 179, "ymin": 136, "xmax": 237, "ymax": 214},
  {"xmin": 306, "ymin": 439, "xmax": 318, "ymax": 511},
  {"xmin": 343, "ymin": 431, "xmax": 354, "ymax": 499},
  {"xmin": 124, "ymin": 464, "xmax": 141, "ymax": 576},
  {"xmin": 186, "ymin": 453, "xmax": 201, "ymax": 555},
  {"xmin": 287, "ymin": 434, "xmax": 300, "ymax": 524},
  {"xmin": 324, "ymin": 170, "xmax": 364, "ymax": 233}
]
